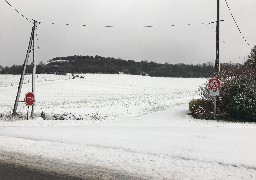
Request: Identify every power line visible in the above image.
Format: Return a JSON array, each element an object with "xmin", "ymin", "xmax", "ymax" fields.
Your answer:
[
  {"xmin": 224, "ymin": 0, "xmax": 250, "ymax": 46},
  {"xmin": 2, "ymin": 0, "xmax": 230, "ymax": 50},
  {"xmin": 3, "ymin": 0, "xmax": 34, "ymax": 24},
  {"xmin": 1, "ymin": 0, "xmax": 228, "ymax": 47},
  {"xmin": 39, "ymin": 20, "xmax": 222, "ymax": 29},
  {"xmin": 3, "ymin": 0, "xmax": 41, "ymax": 52},
  {"xmin": 3, "ymin": 0, "xmax": 231, "ymax": 49},
  {"xmin": 3, "ymin": 0, "xmax": 250, "ymax": 47},
  {"xmin": 3, "ymin": 0, "xmax": 222, "ymax": 30}
]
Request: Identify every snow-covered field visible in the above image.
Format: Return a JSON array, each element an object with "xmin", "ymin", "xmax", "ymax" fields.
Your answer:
[
  {"xmin": 0, "ymin": 74, "xmax": 256, "ymax": 179},
  {"xmin": 0, "ymin": 74, "xmax": 202, "ymax": 122}
]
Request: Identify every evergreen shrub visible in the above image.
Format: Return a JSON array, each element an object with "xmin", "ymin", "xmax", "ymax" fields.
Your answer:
[
  {"xmin": 190, "ymin": 65, "xmax": 256, "ymax": 122},
  {"xmin": 189, "ymin": 99, "xmax": 213, "ymax": 120}
]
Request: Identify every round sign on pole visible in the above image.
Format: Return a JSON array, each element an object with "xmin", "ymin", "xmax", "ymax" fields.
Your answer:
[
  {"xmin": 209, "ymin": 78, "xmax": 221, "ymax": 90},
  {"xmin": 25, "ymin": 92, "xmax": 35, "ymax": 106}
]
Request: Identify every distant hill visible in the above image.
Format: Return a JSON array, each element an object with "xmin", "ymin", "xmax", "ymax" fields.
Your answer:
[
  {"xmin": 46, "ymin": 55, "xmax": 215, "ymax": 78},
  {"xmin": 0, "ymin": 55, "xmax": 241, "ymax": 78}
]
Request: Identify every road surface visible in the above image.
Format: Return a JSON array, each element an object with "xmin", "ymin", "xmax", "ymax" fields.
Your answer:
[{"xmin": 0, "ymin": 162, "xmax": 80, "ymax": 180}]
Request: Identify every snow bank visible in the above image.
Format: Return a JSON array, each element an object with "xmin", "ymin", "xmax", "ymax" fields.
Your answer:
[{"xmin": 1, "ymin": 74, "xmax": 255, "ymax": 179}]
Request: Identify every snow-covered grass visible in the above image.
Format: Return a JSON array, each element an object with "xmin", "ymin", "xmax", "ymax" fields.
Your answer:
[
  {"xmin": 0, "ymin": 74, "xmax": 203, "ymax": 122},
  {"xmin": 0, "ymin": 74, "xmax": 256, "ymax": 179}
]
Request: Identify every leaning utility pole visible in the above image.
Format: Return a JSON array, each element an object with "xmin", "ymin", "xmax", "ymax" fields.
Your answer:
[
  {"xmin": 215, "ymin": 0, "xmax": 220, "ymax": 73},
  {"xmin": 13, "ymin": 22, "xmax": 36, "ymax": 115}
]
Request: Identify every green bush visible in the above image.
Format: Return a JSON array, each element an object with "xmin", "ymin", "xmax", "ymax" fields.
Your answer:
[
  {"xmin": 190, "ymin": 46, "xmax": 256, "ymax": 122},
  {"xmin": 192, "ymin": 66, "xmax": 256, "ymax": 122},
  {"xmin": 219, "ymin": 71, "xmax": 256, "ymax": 122},
  {"xmin": 189, "ymin": 99, "xmax": 214, "ymax": 120}
]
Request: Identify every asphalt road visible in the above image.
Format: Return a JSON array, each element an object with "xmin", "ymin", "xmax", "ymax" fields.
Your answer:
[
  {"xmin": 0, "ymin": 161, "xmax": 145, "ymax": 180},
  {"xmin": 0, "ymin": 146, "xmax": 145, "ymax": 180},
  {"xmin": 0, "ymin": 162, "xmax": 81, "ymax": 180}
]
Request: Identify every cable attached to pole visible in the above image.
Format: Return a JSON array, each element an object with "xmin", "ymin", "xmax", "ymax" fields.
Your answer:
[
  {"xmin": 3, "ymin": 0, "xmax": 34, "ymax": 24},
  {"xmin": 224, "ymin": 0, "xmax": 250, "ymax": 46},
  {"xmin": 2, "ymin": 0, "xmax": 223, "ymax": 29}
]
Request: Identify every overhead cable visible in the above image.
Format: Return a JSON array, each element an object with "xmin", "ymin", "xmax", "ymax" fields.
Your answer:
[
  {"xmin": 3, "ymin": 0, "xmax": 34, "ymax": 24},
  {"xmin": 224, "ymin": 0, "xmax": 250, "ymax": 46},
  {"xmin": 2, "ymin": 0, "xmax": 221, "ymax": 29},
  {"xmin": 3, "ymin": 0, "xmax": 232, "ymax": 39}
]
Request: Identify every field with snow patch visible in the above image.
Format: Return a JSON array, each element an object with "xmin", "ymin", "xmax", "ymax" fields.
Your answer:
[
  {"xmin": 0, "ymin": 74, "xmax": 256, "ymax": 179},
  {"xmin": 0, "ymin": 74, "xmax": 203, "ymax": 123}
]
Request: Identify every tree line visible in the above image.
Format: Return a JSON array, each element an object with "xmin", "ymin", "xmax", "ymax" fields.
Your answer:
[{"xmin": 0, "ymin": 55, "xmax": 243, "ymax": 78}]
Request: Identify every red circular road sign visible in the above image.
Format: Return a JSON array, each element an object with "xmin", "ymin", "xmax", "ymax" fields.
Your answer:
[
  {"xmin": 25, "ymin": 92, "xmax": 35, "ymax": 106},
  {"xmin": 209, "ymin": 78, "xmax": 221, "ymax": 90}
]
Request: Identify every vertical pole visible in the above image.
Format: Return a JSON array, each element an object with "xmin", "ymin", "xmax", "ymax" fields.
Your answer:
[
  {"xmin": 27, "ymin": 106, "xmax": 29, "ymax": 120},
  {"xmin": 215, "ymin": 0, "xmax": 220, "ymax": 73},
  {"xmin": 13, "ymin": 24, "xmax": 35, "ymax": 115},
  {"xmin": 213, "ymin": 0, "xmax": 220, "ymax": 120},
  {"xmin": 214, "ymin": 96, "xmax": 217, "ymax": 120},
  {"xmin": 31, "ymin": 20, "xmax": 37, "ymax": 118}
]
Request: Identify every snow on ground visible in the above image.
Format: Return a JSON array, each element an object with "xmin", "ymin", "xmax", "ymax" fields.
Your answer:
[
  {"xmin": 0, "ymin": 74, "xmax": 203, "ymax": 122},
  {"xmin": 0, "ymin": 74, "xmax": 256, "ymax": 179}
]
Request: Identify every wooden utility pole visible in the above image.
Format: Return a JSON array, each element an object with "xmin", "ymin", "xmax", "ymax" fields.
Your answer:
[
  {"xmin": 13, "ymin": 22, "xmax": 36, "ymax": 115},
  {"xmin": 31, "ymin": 20, "xmax": 37, "ymax": 118},
  {"xmin": 215, "ymin": 0, "xmax": 220, "ymax": 73},
  {"xmin": 213, "ymin": 0, "xmax": 220, "ymax": 120}
]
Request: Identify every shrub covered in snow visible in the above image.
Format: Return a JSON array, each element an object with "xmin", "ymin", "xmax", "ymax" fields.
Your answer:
[
  {"xmin": 189, "ymin": 99, "xmax": 213, "ymax": 120},
  {"xmin": 245, "ymin": 45, "xmax": 256, "ymax": 71},
  {"xmin": 219, "ymin": 69, "xmax": 256, "ymax": 121},
  {"xmin": 52, "ymin": 113, "xmax": 82, "ymax": 120},
  {"xmin": 219, "ymin": 45, "xmax": 256, "ymax": 122},
  {"xmin": 190, "ymin": 52, "xmax": 256, "ymax": 122}
]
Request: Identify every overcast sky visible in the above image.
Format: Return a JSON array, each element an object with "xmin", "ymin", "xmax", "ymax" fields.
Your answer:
[{"xmin": 1, "ymin": 0, "xmax": 256, "ymax": 66}]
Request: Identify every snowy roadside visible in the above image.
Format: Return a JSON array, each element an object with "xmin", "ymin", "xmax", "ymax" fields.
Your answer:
[
  {"xmin": 0, "ymin": 104, "xmax": 256, "ymax": 179},
  {"xmin": 1, "ymin": 75, "xmax": 256, "ymax": 179}
]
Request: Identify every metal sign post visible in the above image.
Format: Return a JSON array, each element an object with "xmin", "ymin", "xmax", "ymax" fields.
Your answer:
[
  {"xmin": 213, "ymin": 97, "xmax": 217, "ymax": 120},
  {"xmin": 209, "ymin": 78, "xmax": 221, "ymax": 120},
  {"xmin": 27, "ymin": 106, "xmax": 29, "ymax": 120}
]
